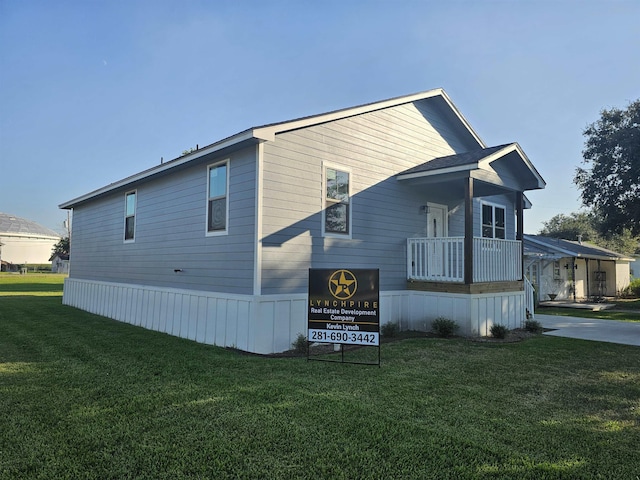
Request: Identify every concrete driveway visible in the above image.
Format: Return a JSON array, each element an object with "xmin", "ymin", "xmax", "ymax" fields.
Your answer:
[{"xmin": 536, "ymin": 314, "xmax": 640, "ymax": 347}]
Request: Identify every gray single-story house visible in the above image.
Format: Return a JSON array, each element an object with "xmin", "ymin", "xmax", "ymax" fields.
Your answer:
[
  {"xmin": 60, "ymin": 88, "xmax": 545, "ymax": 354},
  {"xmin": 524, "ymin": 235, "xmax": 633, "ymax": 302}
]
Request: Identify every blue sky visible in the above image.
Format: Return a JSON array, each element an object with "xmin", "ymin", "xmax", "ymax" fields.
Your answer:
[{"xmin": 1, "ymin": 0, "xmax": 639, "ymax": 235}]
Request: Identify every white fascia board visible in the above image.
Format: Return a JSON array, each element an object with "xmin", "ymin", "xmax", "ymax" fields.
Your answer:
[
  {"xmin": 253, "ymin": 88, "xmax": 485, "ymax": 148},
  {"xmin": 59, "ymin": 129, "xmax": 257, "ymax": 209},
  {"xmin": 253, "ymin": 89, "xmax": 443, "ymax": 138},
  {"xmin": 396, "ymin": 163, "xmax": 476, "ymax": 181},
  {"xmin": 479, "ymin": 143, "xmax": 546, "ymax": 189},
  {"xmin": 511, "ymin": 143, "xmax": 546, "ymax": 189},
  {"xmin": 437, "ymin": 89, "xmax": 486, "ymax": 148}
]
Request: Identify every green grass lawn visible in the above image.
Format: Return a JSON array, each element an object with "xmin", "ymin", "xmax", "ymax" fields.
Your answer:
[
  {"xmin": 1, "ymin": 276, "xmax": 639, "ymax": 479},
  {"xmin": 612, "ymin": 298, "xmax": 640, "ymax": 310},
  {"xmin": 537, "ymin": 306, "xmax": 640, "ymax": 323},
  {"xmin": 0, "ymin": 273, "xmax": 66, "ymax": 296}
]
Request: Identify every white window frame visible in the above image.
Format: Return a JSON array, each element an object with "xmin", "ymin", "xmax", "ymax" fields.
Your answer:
[
  {"xmin": 553, "ymin": 261, "xmax": 561, "ymax": 280},
  {"xmin": 481, "ymin": 201, "xmax": 506, "ymax": 239},
  {"xmin": 206, "ymin": 159, "xmax": 230, "ymax": 236},
  {"xmin": 322, "ymin": 163, "xmax": 352, "ymax": 239},
  {"xmin": 124, "ymin": 190, "xmax": 136, "ymax": 243}
]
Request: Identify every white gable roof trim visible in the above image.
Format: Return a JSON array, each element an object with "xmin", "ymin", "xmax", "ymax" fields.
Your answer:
[
  {"xmin": 252, "ymin": 88, "xmax": 485, "ymax": 146},
  {"xmin": 397, "ymin": 143, "xmax": 546, "ymax": 191},
  {"xmin": 60, "ymin": 89, "xmax": 484, "ymax": 209},
  {"xmin": 59, "ymin": 129, "xmax": 258, "ymax": 209}
]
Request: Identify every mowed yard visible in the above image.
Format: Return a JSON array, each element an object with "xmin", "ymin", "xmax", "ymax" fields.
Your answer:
[{"xmin": 1, "ymin": 275, "xmax": 639, "ymax": 479}]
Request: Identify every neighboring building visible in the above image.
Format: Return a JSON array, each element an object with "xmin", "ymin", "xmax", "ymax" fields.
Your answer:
[
  {"xmin": 51, "ymin": 253, "xmax": 70, "ymax": 274},
  {"xmin": 60, "ymin": 89, "xmax": 545, "ymax": 354},
  {"xmin": 0, "ymin": 213, "xmax": 61, "ymax": 268},
  {"xmin": 524, "ymin": 235, "xmax": 633, "ymax": 302}
]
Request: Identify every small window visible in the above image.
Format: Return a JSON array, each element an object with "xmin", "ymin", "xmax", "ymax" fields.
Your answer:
[
  {"xmin": 124, "ymin": 191, "xmax": 136, "ymax": 242},
  {"xmin": 207, "ymin": 161, "xmax": 228, "ymax": 234},
  {"xmin": 324, "ymin": 167, "xmax": 350, "ymax": 235},
  {"xmin": 482, "ymin": 203, "xmax": 506, "ymax": 239},
  {"xmin": 553, "ymin": 261, "xmax": 561, "ymax": 279}
]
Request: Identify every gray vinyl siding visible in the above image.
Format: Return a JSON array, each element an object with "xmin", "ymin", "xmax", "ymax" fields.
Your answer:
[
  {"xmin": 260, "ymin": 99, "xmax": 475, "ymax": 294},
  {"xmin": 70, "ymin": 146, "xmax": 257, "ymax": 294},
  {"xmin": 448, "ymin": 201, "xmax": 466, "ymax": 237}
]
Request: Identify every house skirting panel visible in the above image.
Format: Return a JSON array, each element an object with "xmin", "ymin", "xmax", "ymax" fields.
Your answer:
[
  {"xmin": 63, "ymin": 278, "xmax": 308, "ymax": 355},
  {"xmin": 403, "ymin": 290, "xmax": 525, "ymax": 335},
  {"xmin": 63, "ymin": 279, "xmax": 525, "ymax": 354}
]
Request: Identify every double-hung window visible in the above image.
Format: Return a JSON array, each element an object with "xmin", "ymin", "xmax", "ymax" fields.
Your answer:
[
  {"xmin": 207, "ymin": 161, "xmax": 228, "ymax": 234},
  {"xmin": 324, "ymin": 166, "xmax": 350, "ymax": 236},
  {"xmin": 481, "ymin": 202, "xmax": 506, "ymax": 239},
  {"xmin": 124, "ymin": 191, "xmax": 136, "ymax": 242}
]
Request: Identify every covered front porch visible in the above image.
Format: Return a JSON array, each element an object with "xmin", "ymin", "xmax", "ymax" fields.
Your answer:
[
  {"xmin": 407, "ymin": 236, "xmax": 522, "ymax": 283},
  {"xmin": 397, "ymin": 143, "xmax": 545, "ymax": 321}
]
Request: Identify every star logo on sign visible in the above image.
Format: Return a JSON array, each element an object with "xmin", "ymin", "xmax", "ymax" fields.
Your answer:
[{"xmin": 328, "ymin": 270, "xmax": 358, "ymax": 300}]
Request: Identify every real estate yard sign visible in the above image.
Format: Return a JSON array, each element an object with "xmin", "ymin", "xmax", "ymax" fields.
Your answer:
[{"xmin": 308, "ymin": 268, "xmax": 380, "ymax": 346}]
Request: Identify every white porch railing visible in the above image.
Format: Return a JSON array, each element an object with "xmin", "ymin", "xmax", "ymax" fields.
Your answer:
[
  {"xmin": 407, "ymin": 237, "xmax": 522, "ymax": 283},
  {"xmin": 524, "ymin": 276, "xmax": 535, "ymax": 319},
  {"xmin": 407, "ymin": 237, "xmax": 465, "ymax": 282},
  {"xmin": 472, "ymin": 237, "xmax": 522, "ymax": 282}
]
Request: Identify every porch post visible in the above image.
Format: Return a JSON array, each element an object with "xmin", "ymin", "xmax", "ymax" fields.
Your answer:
[
  {"xmin": 516, "ymin": 191, "xmax": 524, "ymax": 280},
  {"xmin": 464, "ymin": 176, "xmax": 473, "ymax": 284},
  {"xmin": 585, "ymin": 258, "xmax": 590, "ymax": 300}
]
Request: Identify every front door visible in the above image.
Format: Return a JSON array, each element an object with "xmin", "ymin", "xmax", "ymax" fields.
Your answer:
[
  {"xmin": 426, "ymin": 203, "xmax": 448, "ymax": 276},
  {"xmin": 427, "ymin": 203, "xmax": 448, "ymax": 238}
]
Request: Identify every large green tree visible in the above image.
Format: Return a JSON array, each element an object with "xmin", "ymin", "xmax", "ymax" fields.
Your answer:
[
  {"xmin": 51, "ymin": 237, "xmax": 70, "ymax": 257},
  {"xmin": 539, "ymin": 211, "xmax": 599, "ymax": 242},
  {"xmin": 574, "ymin": 99, "xmax": 640, "ymax": 235}
]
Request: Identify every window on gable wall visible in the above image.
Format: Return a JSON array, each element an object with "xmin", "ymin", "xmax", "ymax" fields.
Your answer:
[
  {"xmin": 124, "ymin": 191, "xmax": 136, "ymax": 242},
  {"xmin": 481, "ymin": 203, "xmax": 506, "ymax": 239},
  {"xmin": 324, "ymin": 167, "xmax": 350, "ymax": 235},
  {"xmin": 207, "ymin": 161, "xmax": 228, "ymax": 233}
]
